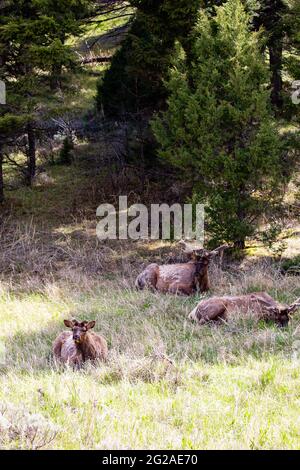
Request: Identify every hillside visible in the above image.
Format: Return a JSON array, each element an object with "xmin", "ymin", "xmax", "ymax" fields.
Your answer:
[
  {"xmin": 0, "ymin": 0, "xmax": 300, "ymax": 452},
  {"xmin": 0, "ymin": 158, "xmax": 300, "ymax": 449}
]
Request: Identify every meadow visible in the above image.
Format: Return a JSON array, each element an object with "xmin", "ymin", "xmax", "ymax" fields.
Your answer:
[{"xmin": 0, "ymin": 161, "xmax": 300, "ymax": 450}]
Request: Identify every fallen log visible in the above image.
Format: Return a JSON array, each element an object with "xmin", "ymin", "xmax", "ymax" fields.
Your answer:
[{"xmin": 81, "ymin": 56, "xmax": 112, "ymax": 64}]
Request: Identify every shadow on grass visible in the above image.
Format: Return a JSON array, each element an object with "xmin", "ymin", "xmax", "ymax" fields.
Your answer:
[{"xmin": 2, "ymin": 306, "xmax": 299, "ymax": 382}]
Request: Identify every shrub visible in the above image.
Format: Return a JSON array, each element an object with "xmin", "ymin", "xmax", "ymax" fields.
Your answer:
[{"xmin": 152, "ymin": 0, "xmax": 289, "ymax": 248}]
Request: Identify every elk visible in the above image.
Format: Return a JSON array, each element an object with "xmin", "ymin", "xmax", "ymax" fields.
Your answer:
[
  {"xmin": 189, "ymin": 292, "xmax": 300, "ymax": 326},
  {"xmin": 135, "ymin": 242, "xmax": 228, "ymax": 295},
  {"xmin": 53, "ymin": 319, "xmax": 108, "ymax": 367}
]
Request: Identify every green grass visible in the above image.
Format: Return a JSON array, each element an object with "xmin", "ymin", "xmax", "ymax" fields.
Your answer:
[
  {"xmin": 2, "ymin": 359, "xmax": 300, "ymax": 449},
  {"xmin": 1, "ymin": 60, "xmax": 300, "ymax": 449},
  {"xmin": 1, "ymin": 272, "xmax": 300, "ymax": 449},
  {"xmin": 2, "ymin": 3, "xmax": 300, "ymax": 450},
  {"xmin": 1, "ymin": 161, "xmax": 300, "ymax": 449}
]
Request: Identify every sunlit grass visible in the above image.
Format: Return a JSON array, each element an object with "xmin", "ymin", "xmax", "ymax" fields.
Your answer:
[
  {"xmin": 1, "ymin": 140, "xmax": 300, "ymax": 449},
  {"xmin": 1, "ymin": 359, "xmax": 300, "ymax": 449},
  {"xmin": 1, "ymin": 271, "xmax": 300, "ymax": 449}
]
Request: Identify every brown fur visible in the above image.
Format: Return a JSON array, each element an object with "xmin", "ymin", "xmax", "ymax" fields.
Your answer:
[
  {"xmin": 53, "ymin": 319, "xmax": 108, "ymax": 367},
  {"xmin": 189, "ymin": 292, "xmax": 300, "ymax": 326},
  {"xmin": 135, "ymin": 243, "xmax": 227, "ymax": 296}
]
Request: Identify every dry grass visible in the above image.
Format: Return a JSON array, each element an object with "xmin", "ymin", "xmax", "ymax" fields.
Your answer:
[
  {"xmin": 1, "ymin": 6, "xmax": 299, "ymax": 449},
  {"xmin": 0, "ymin": 219, "xmax": 300, "ymax": 449},
  {"xmin": 0, "ymin": 403, "xmax": 59, "ymax": 450},
  {"xmin": 0, "ymin": 162, "xmax": 300, "ymax": 449}
]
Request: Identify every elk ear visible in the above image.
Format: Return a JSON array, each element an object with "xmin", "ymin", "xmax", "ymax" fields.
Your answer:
[
  {"xmin": 179, "ymin": 240, "xmax": 204, "ymax": 258},
  {"xmin": 288, "ymin": 299, "xmax": 300, "ymax": 316},
  {"xmin": 287, "ymin": 305, "xmax": 300, "ymax": 316},
  {"xmin": 86, "ymin": 321, "xmax": 96, "ymax": 330},
  {"xmin": 64, "ymin": 319, "xmax": 74, "ymax": 328},
  {"xmin": 209, "ymin": 244, "xmax": 228, "ymax": 257}
]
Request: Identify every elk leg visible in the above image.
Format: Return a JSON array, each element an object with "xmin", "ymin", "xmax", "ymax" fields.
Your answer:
[
  {"xmin": 53, "ymin": 337, "xmax": 63, "ymax": 360},
  {"xmin": 198, "ymin": 274, "xmax": 209, "ymax": 292},
  {"xmin": 197, "ymin": 303, "xmax": 227, "ymax": 324}
]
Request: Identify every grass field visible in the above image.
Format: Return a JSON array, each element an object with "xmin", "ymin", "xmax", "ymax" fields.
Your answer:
[
  {"xmin": 0, "ymin": 160, "xmax": 300, "ymax": 450},
  {"xmin": 1, "ymin": 12, "xmax": 299, "ymax": 449}
]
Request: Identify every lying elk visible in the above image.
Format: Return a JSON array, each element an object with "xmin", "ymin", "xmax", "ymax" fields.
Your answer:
[
  {"xmin": 189, "ymin": 292, "xmax": 300, "ymax": 326},
  {"xmin": 135, "ymin": 242, "xmax": 228, "ymax": 295},
  {"xmin": 53, "ymin": 319, "xmax": 108, "ymax": 367}
]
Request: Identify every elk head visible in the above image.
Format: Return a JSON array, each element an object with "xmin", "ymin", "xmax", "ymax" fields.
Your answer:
[
  {"xmin": 265, "ymin": 298, "xmax": 300, "ymax": 327},
  {"xmin": 64, "ymin": 319, "xmax": 96, "ymax": 344},
  {"xmin": 179, "ymin": 241, "xmax": 228, "ymax": 263}
]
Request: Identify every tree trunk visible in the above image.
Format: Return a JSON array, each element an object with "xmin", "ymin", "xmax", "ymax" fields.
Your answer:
[
  {"xmin": 50, "ymin": 63, "xmax": 62, "ymax": 91},
  {"xmin": 50, "ymin": 34, "xmax": 65, "ymax": 91},
  {"xmin": 252, "ymin": 0, "xmax": 286, "ymax": 112},
  {"xmin": 26, "ymin": 123, "xmax": 36, "ymax": 186},
  {"xmin": 234, "ymin": 240, "xmax": 246, "ymax": 250},
  {"xmin": 0, "ymin": 147, "xmax": 4, "ymax": 204},
  {"xmin": 81, "ymin": 56, "xmax": 112, "ymax": 65},
  {"xmin": 269, "ymin": 40, "xmax": 283, "ymax": 111}
]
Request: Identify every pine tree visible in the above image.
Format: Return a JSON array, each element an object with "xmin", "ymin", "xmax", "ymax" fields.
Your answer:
[
  {"xmin": 0, "ymin": 113, "xmax": 27, "ymax": 202},
  {"xmin": 253, "ymin": 0, "xmax": 287, "ymax": 111},
  {"xmin": 152, "ymin": 0, "xmax": 287, "ymax": 248},
  {"xmin": 59, "ymin": 136, "xmax": 74, "ymax": 165},
  {"xmin": 0, "ymin": 0, "xmax": 90, "ymax": 187},
  {"xmin": 284, "ymin": 0, "xmax": 300, "ymax": 88},
  {"xmin": 203, "ymin": 1, "xmax": 295, "ymax": 112},
  {"xmin": 97, "ymin": 0, "xmax": 200, "ymax": 116}
]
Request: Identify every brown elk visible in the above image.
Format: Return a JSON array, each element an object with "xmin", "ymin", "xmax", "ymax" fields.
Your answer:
[
  {"xmin": 189, "ymin": 292, "xmax": 300, "ymax": 326},
  {"xmin": 135, "ymin": 242, "xmax": 228, "ymax": 295},
  {"xmin": 53, "ymin": 319, "xmax": 108, "ymax": 367}
]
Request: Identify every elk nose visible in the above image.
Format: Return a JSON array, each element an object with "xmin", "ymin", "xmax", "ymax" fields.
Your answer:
[{"xmin": 73, "ymin": 334, "xmax": 80, "ymax": 340}]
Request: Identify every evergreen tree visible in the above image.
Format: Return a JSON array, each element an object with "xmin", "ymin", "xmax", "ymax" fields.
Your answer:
[
  {"xmin": 203, "ymin": 1, "xmax": 295, "ymax": 112},
  {"xmin": 59, "ymin": 136, "xmax": 74, "ymax": 165},
  {"xmin": 152, "ymin": 0, "xmax": 287, "ymax": 248},
  {"xmin": 284, "ymin": 0, "xmax": 300, "ymax": 86},
  {"xmin": 97, "ymin": 0, "xmax": 200, "ymax": 116},
  {"xmin": 250, "ymin": 0, "xmax": 300, "ymax": 112},
  {"xmin": 0, "ymin": 0, "xmax": 90, "ymax": 187},
  {"xmin": 253, "ymin": 0, "xmax": 287, "ymax": 111},
  {"xmin": 0, "ymin": 113, "xmax": 28, "ymax": 202}
]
